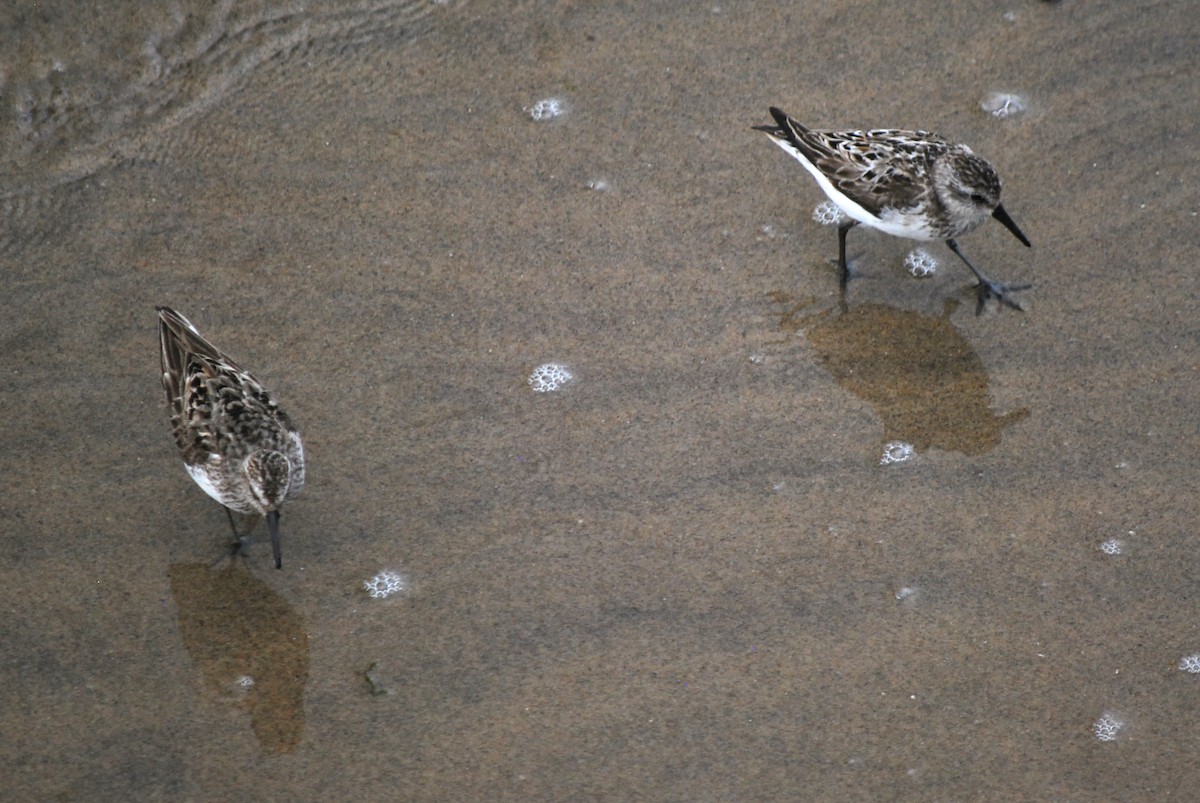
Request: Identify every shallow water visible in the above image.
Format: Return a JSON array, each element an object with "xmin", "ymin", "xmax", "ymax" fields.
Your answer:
[{"xmin": 3, "ymin": 0, "xmax": 1200, "ymax": 798}]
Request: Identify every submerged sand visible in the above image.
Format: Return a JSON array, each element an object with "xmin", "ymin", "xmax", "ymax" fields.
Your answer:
[{"xmin": 3, "ymin": 0, "xmax": 1200, "ymax": 798}]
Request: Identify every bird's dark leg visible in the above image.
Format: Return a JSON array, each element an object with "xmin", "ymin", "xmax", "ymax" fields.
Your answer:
[
  {"xmin": 216, "ymin": 507, "xmax": 254, "ymax": 564},
  {"xmin": 266, "ymin": 510, "xmax": 282, "ymax": 570},
  {"xmin": 945, "ymin": 238, "xmax": 1032, "ymax": 314},
  {"xmin": 224, "ymin": 507, "xmax": 240, "ymax": 539},
  {"xmin": 837, "ymin": 220, "xmax": 858, "ymax": 291}
]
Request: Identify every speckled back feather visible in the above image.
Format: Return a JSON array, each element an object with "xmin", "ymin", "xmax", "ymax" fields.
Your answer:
[
  {"xmin": 157, "ymin": 306, "xmax": 305, "ymax": 503},
  {"xmin": 766, "ymin": 114, "xmax": 950, "ymax": 217}
]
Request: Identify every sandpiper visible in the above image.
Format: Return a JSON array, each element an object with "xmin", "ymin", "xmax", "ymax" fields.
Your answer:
[
  {"xmin": 157, "ymin": 306, "xmax": 305, "ymax": 568},
  {"xmin": 755, "ymin": 106, "xmax": 1031, "ymax": 312}
]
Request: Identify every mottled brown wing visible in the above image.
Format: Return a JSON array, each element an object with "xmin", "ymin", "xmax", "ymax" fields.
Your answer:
[
  {"xmin": 813, "ymin": 129, "xmax": 941, "ymax": 216},
  {"xmin": 761, "ymin": 109, "xmax": 942, "ymax": 217},
  {"xmin": 157, "ymin": 307, "xmax": 242, "ymax": 459}
]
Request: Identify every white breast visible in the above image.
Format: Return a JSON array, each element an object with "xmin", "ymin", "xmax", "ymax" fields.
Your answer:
[{"xmin": 185, "ymin": 459, "xmax": 233, "ymax": 508}]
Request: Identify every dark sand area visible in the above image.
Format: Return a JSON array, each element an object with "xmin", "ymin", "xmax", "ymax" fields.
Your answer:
[{"xmin": 3, "ymin": 0, "xmax": 1199, "ymax": 798}]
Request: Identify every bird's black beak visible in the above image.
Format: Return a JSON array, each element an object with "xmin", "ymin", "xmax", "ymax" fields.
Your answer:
[
  {"xmin": 267, "ymin": 510, "xmax": 282, "ymax": 569},
  {"xmin": 992, "ymin": 204, "xmax": 1031, "ymax": 248}
]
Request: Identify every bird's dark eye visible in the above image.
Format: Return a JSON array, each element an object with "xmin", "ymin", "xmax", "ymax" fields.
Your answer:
[{"xmin": 970, "ymin": 193, "xmax": 987, "ymax": 204}]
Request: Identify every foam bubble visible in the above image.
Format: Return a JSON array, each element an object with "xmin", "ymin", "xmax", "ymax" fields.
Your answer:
[
  {"xmin": 880, "ymin": 441, "xmax": 914, "ymax": 465},
  {"xmin": 981, "ymin": 92, "xmax": 1028, "ymax": 119},
  {"xmin": 528, "ymin": 363, "xmax": 573, "ymax": 393},
  {"xmin": 904, "ymin": 249, "xmax": 938, "ymax": 278},
  {"xmin": 1179, "ymin": 655, "xmax": 1200, "ymax": 674},
  {"xmin": 812, "ymin": 200, "xmax": 847, "ymax": 226},
  {"xmin": 225, "ymin": 674, "xmax": 255, "ymax": 700},
  {"xmin": 1092, "ymin": 711, "xmax": 1124, "ymax": 742},
  {"xmin": 526, "ymin": 97, "xmax": 567, "ymax": 121},
  {"xmin": 363, "ymin": 570, "xmax": 408, "ymax": 599}
]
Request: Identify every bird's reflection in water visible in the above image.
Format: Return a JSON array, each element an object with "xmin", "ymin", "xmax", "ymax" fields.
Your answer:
[
  {"xmin": 773, "ymin": 293, "xmax": 1028, "ymax": 455},
  {"xmin": 169, "ymin": 562, "xmax": 309, "ymax": 754}
]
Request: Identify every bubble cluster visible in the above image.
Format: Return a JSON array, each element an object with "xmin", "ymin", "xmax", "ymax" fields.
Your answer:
[
  {"xmin": 528, "ymin": 363, "xmax": 573, "ymax": 393},
  {"xmin": 363, "ymin": 570, "xmax": 408, "ymax": 599},
  {"xmin": 225, "ymin": 674, "xmax": 255, "ymax": 700},
  {"xmin": 1180, "ymin": 655, "xmax": 1200, "ymax": 674},
  {"xmin": 904, "ymin": 249, "xmax": 938, "ymax": 278},
  {"xmin": 895, "ymin": 586, "xmax": 918, "ymax": 601},
  {"xmin": 1099, "ymin": 538, "xmax": 1124, "ymax": 556},
  {"xmin": 981, "ymin": 92, "xmax": 1028, "ymax": 119},
  {"xmin": 880, "ymin": 441, "xmax": 914, "ymax": 465},
  {"xmin": 812, "ymin": 200, "xmax": 847, "ymax": 226},
  {"xmin": 1092, "ymin": 712, "xmax": 1124, "ymax": 742},
  {"xmin": 527, "ymin": 97, "xmax": 566, "ymax": 122}
]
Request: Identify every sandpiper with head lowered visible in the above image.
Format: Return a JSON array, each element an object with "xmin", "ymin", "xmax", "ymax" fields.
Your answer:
[
  {"xmin": 157, "ymin": 306, "xmax": 305, "ymax": 568},
  {"xmin": 755, "ymin": 106, "xmax": 1031, "ymax": 312}
]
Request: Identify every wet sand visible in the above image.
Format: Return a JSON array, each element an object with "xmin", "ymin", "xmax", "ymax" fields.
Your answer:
[{"xmin": 3, "ymin": 0, "xmax": 1200, "ymax": 798}]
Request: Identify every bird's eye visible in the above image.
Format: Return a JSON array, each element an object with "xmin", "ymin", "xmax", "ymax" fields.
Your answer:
[{"xmin": 969, "ymin": 193, "xmax": 987, "ymax": 204}]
